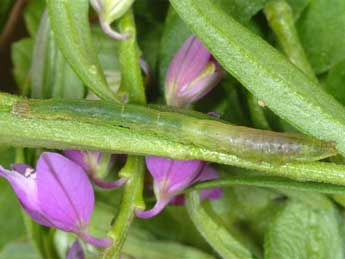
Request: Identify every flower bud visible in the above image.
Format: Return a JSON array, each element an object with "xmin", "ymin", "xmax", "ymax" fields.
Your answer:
[
  {"xmin": 165, "ymin": 35, "xmax": 223, "ymax": 108},
  {"xmin": 0, "ymin": 152, "xmax": 111, "ymax": 248},
  {"xmin": 90, "ymin": 0, "xmax": 134, "ymax": 40},
  {"xmin": 135, "ymin": 156, "xmax": 222, "ymax": 218}
]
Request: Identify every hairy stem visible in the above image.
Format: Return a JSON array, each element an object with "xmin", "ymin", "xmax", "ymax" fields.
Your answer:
[{"xmin": 103, "ymin": 9, "xmax": 146, "ymax": 259}]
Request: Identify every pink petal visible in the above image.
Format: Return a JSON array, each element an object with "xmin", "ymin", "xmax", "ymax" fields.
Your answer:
[
  {"xmin": 37, "ymin": 152, "xmax": 94, "ymax": 232},
  {"xmin": 0, "ymin": 165, "xmax": 53, "ymax": 227},
  {"xmin": 166, "ymin": 35, "xmax": 211, "ymax": 96},
  {"xmin": 63, "ymin": 150, "xmax": 89, "ymax": 171},
  {"xmin": 145, "ymin": 156, "xmax": 203, "ymax": 194}
]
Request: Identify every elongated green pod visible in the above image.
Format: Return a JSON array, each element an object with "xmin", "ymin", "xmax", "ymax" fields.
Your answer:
[{"xmin": 12, "ymin": 97, "xmax": 336, "ymax": 162}]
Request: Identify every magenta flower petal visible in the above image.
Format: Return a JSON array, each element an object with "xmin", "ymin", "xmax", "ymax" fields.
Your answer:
[
  {"xmin": 63, "ymin": 150, "xmax": 124, "ymax": 190},
  {"xmin": 137, "ymin": 157, "xmax": 203, "ymax": 219},
  {"xmin": 145, "ymin": 156, "xmax": 203, "ymax": 194},
  {"xmin": 0, "ymin": 165, "xmax": 54, "ymax": 227},
  {"xmin": 195, "ymin": 164, "xmax": 223, "ymax": 201},
  {"xmin": 67, "ymin": 240, "xmax": 84, "ymax": 259},
  {"xmin": 135, "ymin": 199, "xmax": 170, "ymax": 219},
  {"xmin": 63, "ymin": 150, "xmax": 90, "ymax": 171},
  {"xmin": 165, "ymin": 35, "xmax": 223, "ymax": 107},
  {"xmin": 37, "ymin": 152, "xmax": 94, "ymax": 232}
]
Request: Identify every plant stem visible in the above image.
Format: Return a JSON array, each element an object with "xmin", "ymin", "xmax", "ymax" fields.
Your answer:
[
  {"xmin": 118, "ymin": 10, "xmax": 146, "ymax": 104},
  {"xmin": 103, "ymin": 156, "xmax": 145, "ymax": 258},
  {"xmin": 264, "ymin": 0, "xmax": 317, "ymax": 81},
  {"xmin": 188, "ymin": 173, "xmax": 345, "ymax": 195},
  {"xmin": 186, "ymin": 191, "xmax": 252, "ymax": 258},
  {"xmin": 103, "ymin": 9, "xmax": 146, "ymax": 258}
]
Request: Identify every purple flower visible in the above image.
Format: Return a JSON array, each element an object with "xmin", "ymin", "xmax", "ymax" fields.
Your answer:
[
  {"xmin": 63, "ymin": 150, "xmax": 126, "ymax": 189},
  {"xmin": 0, "ymin": 152, "xmax": 111, "ymax": 248},
  {"xmin": 67, "ymin": 240, "xmax": 84, "ymax": 259},
  {"xmin": 135, "ymin": 157, "xmax": 222, "ymax": 218},
  {"xmin": 165, "ymin": 35, "xmax": 223, "ymax": 107}
]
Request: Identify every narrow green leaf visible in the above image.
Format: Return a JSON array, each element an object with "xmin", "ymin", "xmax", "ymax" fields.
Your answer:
[
  {"xmin": 2, "ymin": 95, "xmax": 345, "ymax": 187},
  {"xmin": 265, "ymin": 194, "xmax": 343, "ymax": 259},
  {"xmin": 169, "ymin": 0, "xmax": 345, "ymax": 156},
  {"xmin": 186, "ymin": 191, "xmax": 253, "ymax": 258},
  {"xmin": 46, "ymin": 0, "xmax": 115, "ymax": 101}
]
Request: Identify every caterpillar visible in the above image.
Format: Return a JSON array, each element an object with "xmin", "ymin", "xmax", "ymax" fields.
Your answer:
[{"xmin": 12, "ymin": 98, "xmax": 337, "ymax": 162}]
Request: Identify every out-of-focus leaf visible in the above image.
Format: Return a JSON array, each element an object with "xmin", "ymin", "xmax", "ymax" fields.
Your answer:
[
  {"xmin": 186, "ymin": 191, "xmax": 253, "ymax": 259},
  {"xmin": 297, "ymin": 0, "xmax": 345, "ymax": 74},
  {"xmin": 123, "ymin": 229, "xmax": 215, "ymax": 259},
  {"xmin": 265, "ymin": 193, "xmax": 343, "ymax": 259},
  {"xmin": 286, "ymin": 0, "xmax": 310, "ymax": 19},
  {"xmin": 212, "ymin": 0, "xmax": 269, "ymax": 22},
  {"xmin": 325, "ymin": 59, "xmax": 345, "ymax": 106},
  {"xmin": 31, "ymin": 12, "xmax": 84, "ymax": 99},
  {"xmin": 11, "ymin": 38, "xmax": 33, "ymax": 95},
  {"xmin": 134, "ymin": 206, "xmax": 210, "ymax": 251},
  {"xmin": 0, "ymin": 0, "xmax": 12, "ymax": 32},
  {"xmin": 0, "ymin": 242, "xmax": 39, "ymax": 259},
  {"xmin": 46, "ymin": 0, "xmax": 115, "ymax": 101},
  {"xmin": 23, "ymin": 0, "xmax": 45, "ymax": 37}
]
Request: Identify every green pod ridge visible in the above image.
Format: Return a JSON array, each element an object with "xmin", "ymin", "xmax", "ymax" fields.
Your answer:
[{"xmin": 12, "ymin": 98, "xmax": 337, "ymax": 162}]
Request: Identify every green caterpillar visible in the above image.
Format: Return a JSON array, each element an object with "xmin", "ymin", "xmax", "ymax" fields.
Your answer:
[{"xmin": 12, "ymin": 98, "xmax": 337, "ymax": 162}]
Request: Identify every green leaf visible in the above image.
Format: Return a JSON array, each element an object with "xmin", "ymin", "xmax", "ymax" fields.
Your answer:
[
  {"xmin": 0, "ymin": 242, "xmax": 39, "ymax": 259},
  {"xmin": 30, "ymin": 12, "xmax": 84, "ymax": 99},
  {"xmin": 46, "ymin": 0, "xmax": 115, "ymax": 101},
  {"xmin": 169, "ymin": 0, "xmax": 345, "ymax": 156},
  {"xmin": 286, "ymin": 0, "xmax": 310, "ymax": 19},
  {"xmin": 297, "ymin": 0, "xmax": 345, "ymax": 74},
  {"xmin": 265, "ymin": 194, "xmax": 343, "ymax": 259},
  {"xmin": 11, "ymin": 38, "xmax": 33, "ymax": 95},
  {"xmin": 325, "ymin": 59, "xmax": 345, "ymax": 106},
  {"xmin": 23, "ymin": 0, "xmax": 45, "ymax": 37},
  {"xmin": 123, "ymin": 232, "xmax": 215, "ymax": 259}
]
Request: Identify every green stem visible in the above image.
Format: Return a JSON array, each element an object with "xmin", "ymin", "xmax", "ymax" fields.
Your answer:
[
  {"xmin": 103, "ymin": 156, "xmax": 145, "ymax": 258},
  {"xmin": 189, "ymin": 173, "xmax": 345, "ymax": 195},
  {"xmin": 118, "ymin": 10, "xmax": 146, "ymax": 104},
  {"xmin": 186, "ymin": 191, "xmax": 252, "ymax": 258},
  {"xmin": 264, "ymin": 0, "xmax": 317, "ymax": 81},
  {"xmin": 103, "ymin": 9, "xmax": 146, "ymax": 258}
]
